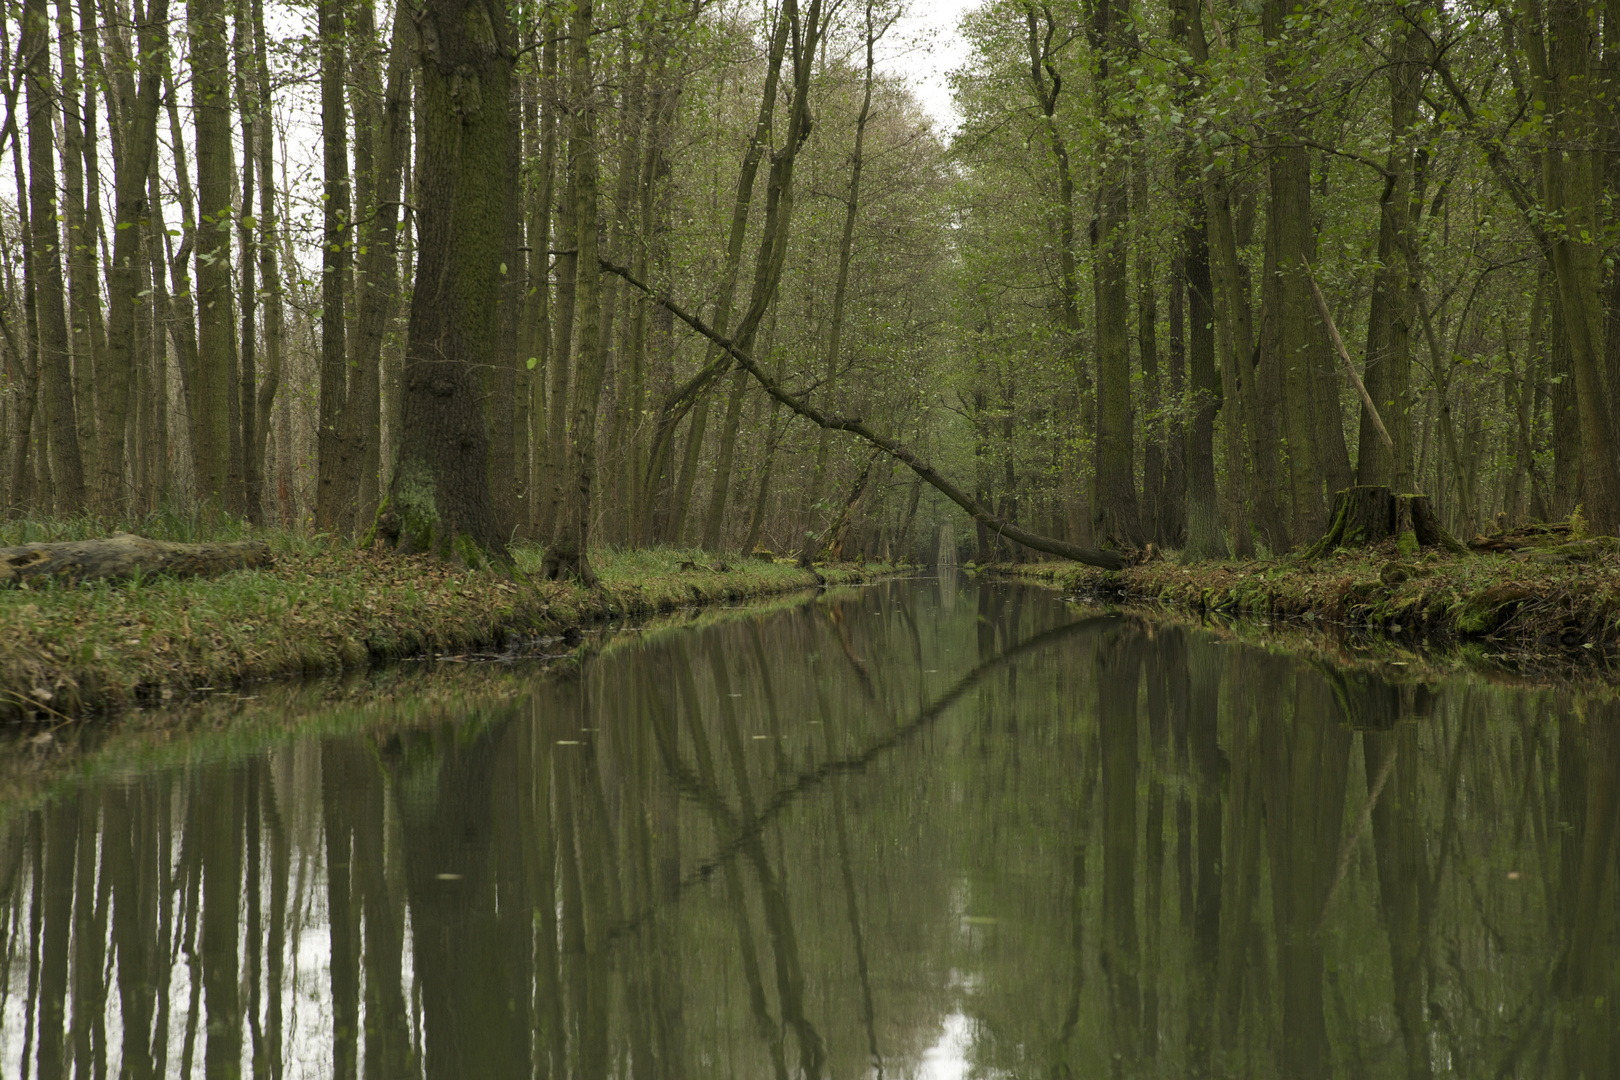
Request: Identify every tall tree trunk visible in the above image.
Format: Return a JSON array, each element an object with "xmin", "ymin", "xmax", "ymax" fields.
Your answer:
[
  {"xmin": 160, "ymin": 73, "xmax": 203, "ymax": 479},
  {"xmin": 94, "ymin": 0, "xmax": 167, "ymax": 514},
  {"xmin": 542, "ymin": 0, "xmax": 604, "ymax": 582},
  {"xmin": 540, "ymin": 169, "xmax": 577, "ymax": 540},
  {"xmin": 640, "ymin": 10, "xmax": 790, "ymax": 544},
  {"xmin": 24, "ymin": 0, "xmax": 88, "ymax": 511},
  {"xmin": 57, "ymin": 0, "xmax": 102, "ymax": 490},
  {"xmin": 1025, "ymin": 3, "xmax": 1094, "ymax": 548},
  {"xmin": 488, "ymin": 79, "xmax": 523, "ymax": 537},
  {"xmin": 1089, "ymin": 0, "xmax": 1144, "ymax": 548},
  {"xmin": 1356, "ymin": 9, "xmax": 1421, "ymax": 498},
  {"xmin": 379, "ymin": 0, "xmax": 512, "ymax": 563},
  {"xmin": 189, "ymin": 0, "xmax": 239, "ymax": 509},
  {"xmin": 1262, "ymin": 0, "xmax": 1326, "ymax": 541},
  {"xmin": 787, "ymin": 1, "xmax": 879, "ymax": 560},
  {"xmin": 523, "ymin": 30, "xmax": 557, "ymax": 538},
  {"xmin": 1184, "ymin": 212, "xmax": 1228, "ymax": 559},
  {"xmin": 597, "ymin": 51, "xmax": 649, "ymax": 545},
  {"xmin": 1162, "ymin": 252, "xmax": 1187, "ymax": 545},
  {"xmin": 315, "ymin": 0, "xmax": 352, "ymax": 530},
  {"xmin": 233, "ymin": 0, "xmax": 260, "ymax": 522},
  {"xmin": 1136, "ymin": 159, "xmax": 1163, "ymax": 545},
  {"xmin": 343, "ymin": 0, "xmax": 412, "ymax": 532}
]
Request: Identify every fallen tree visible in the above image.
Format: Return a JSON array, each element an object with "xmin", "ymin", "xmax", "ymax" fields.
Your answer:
[
  {"xmin": 0, "ymin": 533, "xmax": 273, "ymax": 587},
  {"xmin": 602, "ymin": 259, "xmax": 1129, "ymax": 572}
]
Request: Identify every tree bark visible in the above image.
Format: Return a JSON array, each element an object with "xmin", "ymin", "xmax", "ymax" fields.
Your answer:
[
  {"xmin": 56, "ymin": 0, "xmax": 102, "ymax": 489},
  {"xmin": 376, "ymin": 0, "xmax": 512, "ymax": 564},
  {"xmin": 315, "ymin": 0, "xmax": 352, "ymax": 531},
  {"xmin": 522, "ymin": 28, "xmax": 557, "ymax": 538},
  {"xmin": 188, "ymin": 0, "xmax": 239, "ymax": 508},
  {"xmin": 540, "ymin": 0, "xmax": 604, "ymax": 582},
  {"xmin": 95, "ymin": 0, "xmax": 167, "ymax": 515},
  {"xmin": 23, "ymin": 0, "xmax": 87, "ymax": 511},
  {"xmin": 1089, "ymin": 0, "xmax": 1145, "ymax": 548},
  {"xmin": 342, "ymin": 0, "xmax": 412, "ymax": 532}
]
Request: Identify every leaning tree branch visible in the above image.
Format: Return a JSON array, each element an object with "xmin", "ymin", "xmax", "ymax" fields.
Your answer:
[{"xmin": 601, "ymin": 258, "xmax": 1128, "ymax": 571}]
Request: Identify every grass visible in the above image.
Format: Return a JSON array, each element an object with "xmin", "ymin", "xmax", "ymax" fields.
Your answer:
[
  {"xmin": 991, "ymin": 534, "xmax": 1620, "ymax": 670},
  {"xmin": 0, "ymin": 517, "xmax": 905, "ymax": 723},
  {"xmin": 0, "ymin": 580, "xmax": 883, "ymax": 821}
]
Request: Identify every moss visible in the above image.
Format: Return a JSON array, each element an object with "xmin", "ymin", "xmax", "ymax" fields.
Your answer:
[
  {"xmin": 989, "ymin": 540, "xmax": 1620, "ymax": 665},
  {"xmin": 0, "ymin": 533, "xmax": 910, "ymax": 724},
  {"xmin": 392, "ymin": 459, "xmax": 440, "ymax": 555}
]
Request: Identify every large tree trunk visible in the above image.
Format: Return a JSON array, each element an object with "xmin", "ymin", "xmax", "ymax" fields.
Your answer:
[
  {"xmin": 376, "ymin": 0, "xmax": 511, "ymax": 564},
  {"xmin": 1180, "ymin": 0, "xmax": 1256, "ymax": 556},
  {"xmin": 189, "ymin": 0, "xmax": 239, "ymax": 509},
  {"xmin": 1089, "ymin": 0, "xmax": 1144, "ymax": 548},
  {"xmin": 24, "ymin": 0, "xmax": 87, "ymax": 512},
  {"xmin": 1356, "ymin": 8, "xmax": 1421, "ymax": 495},
  {"xmin": 315, "ymin": 0, "xmax": 352, "ymax": 531},
  {"xmin": 1261, "ymin": 0, "xmax": 1327, "ymax": 542}
]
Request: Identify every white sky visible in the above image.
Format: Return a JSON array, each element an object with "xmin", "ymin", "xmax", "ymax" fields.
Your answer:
[{"xmin": 879, "ymin": 0, "xmax": 980, "ymax": 134}]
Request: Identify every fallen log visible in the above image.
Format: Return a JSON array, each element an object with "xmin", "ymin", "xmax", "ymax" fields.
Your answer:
[
  {"xmin": 0, "ymin": 533, "xmax": 273, "ymax": 587},
  {"xmin": 601, "ymin": 258, "xmax": 1129, "ymax": 572}
]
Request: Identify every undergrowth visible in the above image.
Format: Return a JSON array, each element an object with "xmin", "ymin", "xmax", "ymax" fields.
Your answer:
[
  {"xmin": 997, "ymin": 539, "xmax": 1620, "ymax": 660},
  {"xmin": 1, "ymin": 522, "xmax": 902, "ymax": 722}
]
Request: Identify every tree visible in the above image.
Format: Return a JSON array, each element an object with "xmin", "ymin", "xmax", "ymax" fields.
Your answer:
[{"xmin": 375, "ymin": 0, "xmax": 512, "ymax": 563}]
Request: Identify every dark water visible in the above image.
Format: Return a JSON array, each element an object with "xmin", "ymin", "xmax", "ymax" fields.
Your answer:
[{"xmin": 0, "ymin": 577, "xmax": 1612, "ymax": 1079}]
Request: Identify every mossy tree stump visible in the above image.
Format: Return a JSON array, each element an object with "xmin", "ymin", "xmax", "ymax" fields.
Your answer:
[{"xmin": 1305, "ymin": 486, "xmax": 1465, "ymax": 558}]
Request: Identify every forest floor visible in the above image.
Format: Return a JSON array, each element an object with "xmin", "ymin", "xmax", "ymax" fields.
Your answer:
[
  {"xmin": 0, "ymin": 519, "xmax": 902, "ymax": 724},
  {"xmin": 991, "ymin": 528, "xmax": 1620, "ymax": 683}
]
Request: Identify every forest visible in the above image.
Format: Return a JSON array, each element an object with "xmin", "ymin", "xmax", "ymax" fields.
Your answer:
[{"xmin": 0, "ymin": 0, "xmax": 1611, "ymax": 572}]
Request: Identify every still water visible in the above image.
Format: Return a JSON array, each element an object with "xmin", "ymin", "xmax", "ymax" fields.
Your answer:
[{"xmin": 0, "ymin": 577, "xmax": 1611, "ymax": 1079}]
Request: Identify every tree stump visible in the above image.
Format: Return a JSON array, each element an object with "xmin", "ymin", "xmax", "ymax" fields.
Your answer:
[
  {"xmin": 1306, "ymin": 488, "xmax": 1466, "ymax": 558},
  {"xmin": 1403, "ymin": 495, "xmax": 1467, "ymax": 554},
  {"xmin": 0, "ymin": 533, "xmax": 273, "ymax": 587},
  {"xmin": 1304, "ymin": 486, "xmax": 1394, "ymax": 558}
]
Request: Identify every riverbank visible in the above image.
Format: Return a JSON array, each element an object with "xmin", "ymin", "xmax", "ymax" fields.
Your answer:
[
  {"xmin": 1, "ymin": 530, "xmax": 901, "ymax": 722},
  {"xmin": 991, "ymin": 537, "xmax": 1620, "ymax": 666}
]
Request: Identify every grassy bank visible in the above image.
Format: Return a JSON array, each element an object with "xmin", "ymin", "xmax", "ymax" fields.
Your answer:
[
  {"xmin": 1, "ymin": 514, "xmax": 901, "ymax": 722},
  {"xmin": 0, "ymin": 582, "xmax": 876, "ymax": 816},
  {"xmin": 990, "ymin": 535, "xmax": 1620, "ymax": 663}
]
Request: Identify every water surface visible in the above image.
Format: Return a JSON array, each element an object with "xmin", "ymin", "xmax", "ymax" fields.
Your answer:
[{"xmin": 0, "ymin": 578, "xmax": 1610, "ymax": 1078}]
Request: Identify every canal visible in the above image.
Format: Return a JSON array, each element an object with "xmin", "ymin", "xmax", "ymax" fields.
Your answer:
[{"xmin": 0, "ymin": 576, "xmax": 1609, "ymax": 1078}]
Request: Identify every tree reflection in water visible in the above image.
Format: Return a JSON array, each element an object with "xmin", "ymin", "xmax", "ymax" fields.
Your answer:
[{"xmin": 1, "ymin": 579, "xmax": 1616, "ymax": 1078}]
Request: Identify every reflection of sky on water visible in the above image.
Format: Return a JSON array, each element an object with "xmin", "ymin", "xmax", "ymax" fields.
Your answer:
[
  {"xmin": 1, "ymin": 579, "xmax": 1607, "ymax": 1078},
  {"xmin": 919, "ymin": 1011, "xmax": 973, "ymax": 1080}
]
